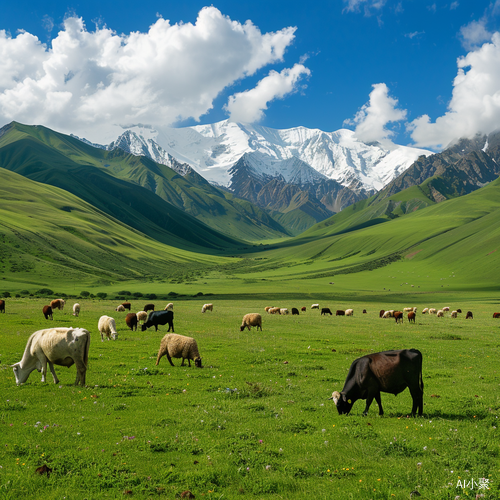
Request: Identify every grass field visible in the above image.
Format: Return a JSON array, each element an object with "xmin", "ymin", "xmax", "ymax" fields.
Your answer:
[{"xmin": 1, "ymin": 296, "xmax": 499, "ymax": 499}]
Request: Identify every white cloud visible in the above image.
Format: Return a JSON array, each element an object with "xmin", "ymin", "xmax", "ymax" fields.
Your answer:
[
  {"xmin": 459, "ymin": 19, "xmax": 493, "ymax": 50},
  {"xmin": 409, "ymin": 32, "xmax": 500, "ymax": 149},
  {"xmin": 225, "ymin": 64, "xmax": 310, "ymax": 123},
  {"xmin": 348, "ymin": 83, "xmax": 407, "ymax": 144},
  {"xmin": 450, "ymin": 2, "xmax": 459, "ymax": 10},
  {"xmin": 0, "ymin": 8, "xmax": 298, "ymax": 142},
  {"xmin": 342, "ymin": 0, "xmax": 387, "ymax": 15}
]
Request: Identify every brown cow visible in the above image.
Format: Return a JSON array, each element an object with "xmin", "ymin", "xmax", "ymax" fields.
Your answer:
[
  {"xmin": 125, "ymin": 313, "xmax": 138, "ymax": 331},
  {"xmin": 336, "ymin": 310, "xmax": 345, "ymax": 316},
  {"xmin": 0, "ymin": 299, "xmax": 5, "ymax": 313},
  {"xmin": 394, "ymin": 311, "xmax": 404, "ymax": 323},
  {"xmin": 42, "ymin": 305, "xmax": 53, "ymax": 320},
  {"xmin": 144, "ymin": 303, "xmax": 155, "ymax": 312},
  {"xmin": 330, "ymin": 349, "xmax": 424, "ymax": 416},
  {"xmin": 321, "ymin": 307, "xmax": 332, "ymax": 316},
  {"xmin": 379, "ymin": 309, "xmax": 385, "ymax": 318},
  {"xmin": 493, "ymin": 312, "xmax": 500, "ymax": 318},
  {"xmin": 466, "ymin": 311, "xmax": 473, "ymax": 319},
  {"xmin": 122, "ymin": 302, "xmax": 131, "ymax": 311},
  {"xmin": 408, "ymin": 311, "xmax": 416, "ymax": 323}
]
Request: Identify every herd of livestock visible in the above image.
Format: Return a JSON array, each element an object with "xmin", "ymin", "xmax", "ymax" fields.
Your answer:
[{"xmin": 2, "ymin": 296, "xmax": 497, "ymax": 416}]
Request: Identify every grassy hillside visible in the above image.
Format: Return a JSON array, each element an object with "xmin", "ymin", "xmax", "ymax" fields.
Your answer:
[
  {"xmin": 0, "ymin": 122, "xmax": 289, "ymax": 242},
  {"xmin": 0, "ymin": 167, "xmax": 238, "ymax": 290}
]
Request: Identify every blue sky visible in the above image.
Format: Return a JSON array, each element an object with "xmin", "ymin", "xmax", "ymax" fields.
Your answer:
[{"xmin": 1, "ymin": 1, "xmax": 500, "ymax": 149}]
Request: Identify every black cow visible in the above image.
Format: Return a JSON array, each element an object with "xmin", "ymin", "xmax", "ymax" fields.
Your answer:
[
  {"xmin": 330, "ymin": 349, "xmax": 424, "ymax": 417},
  {"xmin": 321, "ymin": 307, "xmax": 332, "ymax": 316},
  {"xmin": 141, "ymin": 310, "xmax": 174, "ymax": 332}
]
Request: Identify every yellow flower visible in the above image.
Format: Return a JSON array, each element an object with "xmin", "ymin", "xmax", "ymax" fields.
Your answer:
[{"xmin": 327, "ymin": 469, "xmax": 330, "ymax": 472}]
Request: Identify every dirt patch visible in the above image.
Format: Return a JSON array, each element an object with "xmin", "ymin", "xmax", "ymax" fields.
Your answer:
[
  {"xmin": 487, "ymin": 249, "xmax": 497, "ymax": 255},
  {"xmin": 405, "ymin": 249, "xmax": 423, "ymax": 260}
]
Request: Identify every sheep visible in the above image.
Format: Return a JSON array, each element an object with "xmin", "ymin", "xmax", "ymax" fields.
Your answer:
[
  {"xmin": 362, "ymin": 309, "xmax": 367, "ymax": 314},
  {"xmin": 125, "ymin": 313, "xmax": 138, "ymax": 331},
  {"xmin": 50, "ymin": 299, "xmax": 65, "ymax": 311},
  {"xmin": 280, "ymin": 308, "xmax": 289, "ymax": 315},
  {"xmin": 136, "ymin": 311, "xmax": 148, "ymax": 323},
  {"xmin": 311, "ymin": 304, "xmax": 319, "ymax": 310},
  {"xmin": 321, "ymin": 307, "xmax": 332, "ymax": 316},
  {"xmin": 422, "ymin": 308, "xmax": 429, "ymax": 314},
  {"xmin": 428, "ymin": 308, "xmax": 437, "ymax": 315},
  {"xmin": 121, "ymin": 302, "xmax": 131, "ymax": 311},
  {"xmin": 98, "ymin": 315, "xmax": 118, "ymax": 341},
  {"xmin": 403, "ymin": 307, "xmax": 413, "ymax": 313},
  {"xmin": 437, "ymin": 310, "xmax": 444, "ymax": 317},
  {"xmin": 115, "ymin": 305, "xmax": 126, "ymax": 312},
  {"xmin": 201, "ymin": 303, "xmax": 213, "ymax": 313},
  {"xmin": 0, "ymin": 299, "xmax": 4, "ymax": 313},
  {"xmin": 466, "ymin": 311, "xmax": 473, "ymax": 319},
  {"xmin": 292, "ymin": 308, "xmax": 299, "ymax": 315},
  {"xmin": 450, "ymin": 310, "xmax": 458, "ymax": 318},
  {"xmin": 413, "ymin": 307, "xmax": 418, "ymax": 313},
  {"xmin": 493, "ymin": 312, "xmax": 500, "ymax": 319},
  {"xmin": 382, "ymin": 310, "xmax": 394, "ymax": 318},
  {"xmin": 408, "ymin": 311, "xmax": 416, "ymax": 323},
  {"xmin": 72, "ymin": 303, "xmax": 80, "ymax": 317},
  {"xmin": 442, "ymin": 307, "xmax": 450, "ymax": 312},
  {"xmin": 265, "ymin": 306, "xmax": 272, "ymax": 313},
  {"xmin": 379, "ymin": 309, "xmax": 385, "ymax": 318},
  {"xmin": 457, "ymin": 309, "xmax": 462, "ymax": 313},
  {"xmin": 42, "ymin": 305, "xmax": 53, "ymax": 320},
  {"xmin": 269, "ymin": 307, "xmax": 281, "ymax": 314},
  {"xmin": 144, "ymin": 303, "xmax": 155, "ymax": 313},
  {"xmin": 345, "ymin": 309, "xmax": 354, "ymax": 316},
  {"xmin": 164, "ymin": 303, "xmax": 174, "ymax": 311},
  {"xmin": 301, "ymin": 306, "xmax": 306, "ymax": 312},
  {"xmin": 336, "ymin": 310, "xmax": 345, "ymax": 316},
  {"xmin": 240, "ymin": 313, "xmax": 262, "ymax": 332},
  {"xmin": 156, "ymin": 334, "xmax": 202, "ymax": 368},
  {"xmin": 394, "ymin": 311, "xmax": 404, "ymax": 323}
]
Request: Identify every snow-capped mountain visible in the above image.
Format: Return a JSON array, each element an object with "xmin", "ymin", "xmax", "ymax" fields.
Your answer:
[{"xmin": 100, "ymin": 120, "xmax": 433, "ymax": 192}]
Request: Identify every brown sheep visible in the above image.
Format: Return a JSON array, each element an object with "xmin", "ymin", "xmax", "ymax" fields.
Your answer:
[
  {"xmin": 379, "ymin": 309, "xmax": 385, "ymax": 318},
  {"xmin": 408, "ymin": 311, "xmax": 416, "ymax": 323},
  {"xmin": 122, "ymin": 302, "xmax": 131, "ymax": 311},
  {"xmin": 156, "ymin": 334, "xmax": 202, "ymax": 368},
  {"xmin": 240, "ymin": 313, "xmax": 262, "ymax": 331},
  {"xmin": 50, "ymin": 299, "xmax": 65, "ymax": 311},
  {"xmin": 394, "ymin": 311, "xmax": 404, "ymax": 323},
  {"xmin": 125, "ymin": 313, "xmax": 138, "ymax": 331},
  {"xmin": 42, "ymin": 305, "xmax": 53, "ymax": 320}
]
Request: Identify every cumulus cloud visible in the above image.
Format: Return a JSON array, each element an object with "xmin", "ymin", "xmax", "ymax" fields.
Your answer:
[
  {"xmin": 409, "ymin": 32, "xmax": 500, "ymax": 149},
  {"xmin": 224, "ymin": 64, "xmax": 310, "ymax": 123},
  {"xmin": 347, "ymin": 83, "xmax": 407, "ymax": 144},
  {"xmin": 0, "ymin": 7, "xmax": 298, "ymax": 142},
  {"xmin": 459, "ymin": 19, "xmax": 493, "ymax": 50}
]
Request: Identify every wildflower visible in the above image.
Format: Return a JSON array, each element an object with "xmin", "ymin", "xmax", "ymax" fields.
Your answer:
[
  {"xmin": 259, "ymin": 440, "xmax": 263, "ymax": 444},
  {"xmin": 265, "ymin": 465, "xmax": 271, "ymax": 470},
  {"xmin": 423, "ymin": 446, "xmax": 427, "ymax": 450}
]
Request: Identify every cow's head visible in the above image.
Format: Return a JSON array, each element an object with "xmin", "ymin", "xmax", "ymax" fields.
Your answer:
[
  {"xmin": 194, "ymin": 357, "xmax": 203, "ymax": 368},
  {"xmin": 329, "ymin": 391, "xmax": 353, "ymax": 415},
  {"xmin": 141, "ymin": 325, "xmax": 147, "ymax": 332}
]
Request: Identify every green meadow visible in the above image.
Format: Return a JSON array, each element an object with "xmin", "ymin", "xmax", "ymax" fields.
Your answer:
[{"xmin": 1, "ymin": 296, "xmax": 499, "ymax": 499}]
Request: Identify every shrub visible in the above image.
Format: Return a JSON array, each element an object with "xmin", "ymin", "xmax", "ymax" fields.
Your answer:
[
  {"xmin": 96, "ymin": 292, "xmax": 107, "ymax": 299},
  {"xmin": 36, "ymin": 288, "xmax": 54, "ymax": 295},
  {"xmin": 133, "ymin": 292, "xmax": 143, "ymax": 297},
  {"xmin": 118, "ymin": 291, "xmax": 132, "ymax": 296},
  {"xmin": 3, "ymin": 291, "xmax": 11, "ymax": 298},
  {"xmin": 80, "ymin": 291, "xmax": 90, "ymax": 297}
]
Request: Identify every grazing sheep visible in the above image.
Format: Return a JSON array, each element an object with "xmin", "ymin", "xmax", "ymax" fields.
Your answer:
[
  {"xmin": 115, "ymin": 305, "xmax": 126, "ymax": 312},
  {"xmin": 450, "ymin": 310, "xmax": 458, "ymax": 318},
  {"xmin": 42, "ymin": 305, "xmax": 53, "ymax": 320},
  {"xmin": 394, "ymin": 311, "xmax": 404, "ymax": 323},
  {"xmin": 280, "ymin": 308, "xmax": 289, "ymax": 315},
  {"xmin": 292, "ymin": 308, "xmax": 299, "ymax": 315},
  {"xmin": 201, "ymin": 303, "xmax": 213, "ymax": 313},
  {"xmin": 72, "ymin": 303, "xmax": 80, "ymax": 317},
  {"xmin": 125, "ymin": 313, "xmax": 138, "ymax": 331},
  {"xmin": 311, "ymin": 304, "xmax": 319, "ymax": 310},
  {"xmin": 265, "ymin": 306, "xmax": 272, "ymax": 313},
  {"xmin": 493, "ymin": 312, "xmax": 500, "ymax": 319},
  {"xmin": 466, "ymin": 311, "xmax": 473, "ymax": 319},
  {"xmin": 403, "ymin": 307, "xmax": 413, "ymax": 313},
  {"xmin": 0, "ymin": 299, "xmax": 5, "ymax": 313},
  {"xmin": 269, "ymin": 307, "xmax": 281, "ymax": 314},
  {"xmin": 379, "ymin": 309, "xmax": 385, "ymax": 318},
  {"xmin": 321, "ymin": 307, "xmax": 332, "ymax": 316},
  {"xmin": 428, "ymin": 308, "xmax": 437, "ymax": 315},
  {"xmin": 457, "ymin": 309, "xmax": 462, "ymax": 314},
  {"xmin": 301, "ymin": 306, "xmax": 306, "ymax": 312},
  {"xmin": 164, "ymin": 303, "xmax": 174, "ymax": 311},
  {"xmin": 144, "ymin": 303, "xmax": 155, "ymax": 313},
  {"xmin": 362, "ymin": 309, "xmax": 367, "ymax": 314},
  {"xmin": 437, "ymin": 310, "xmax": 444, "ymax": 317},
  {"xmin": 408, "ymin": 311, "xmax": 416, "ymax": 323},
  {"xmin": 336, "ymin": 310, "xmax": 345, "ymax": 316},
  {"xmin": 345, "ymin": 309, "xmax": 354, "ymax": 316},
  {"xmin": 98, "ymin": 315, "xmax": 118, "ymax": 341},
  {"xmin": 382, "ymin": 310, "xmax": 395, "ymax": 318},
  {"xmin": 422, "ymin": 308, "xmax": 429, "ymax": 314},
  {"xmin": 121, "ymin": 302, "xmax": 131, "ymax": 311},
  {"xmin": 156, "ymin": 334, "xmax": 202, "ymax": 368},
  {"xmin": 442, "ymin": 307, "xmax": 450, "ymax": 312},
  {"xmin": 240, "ymin": 313, "xmax": 262, "ymax": 332},
  {"xmin": 50, "ymin": 299, "xmax": 65, "ymax": 311},
  {"xmin": 136, "ymin": 311, "xmax": 148, "ymax": 323}
]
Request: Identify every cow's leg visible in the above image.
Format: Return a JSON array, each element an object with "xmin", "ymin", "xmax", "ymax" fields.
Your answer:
[
  {"xmin": 375, "ymin": 392, "xmax": 384, "ymax": 415},
  {"xmin": 409, "ymin": 384, "xmax": 424, "ymax": 416},
  {"xmin": 363, "ymin": 394, "xmax": 374, "ymax": 415},
  {"xmin": 48, "ymin": 362, "xmax": 60, "ymax": 384},
  {"xmin": 155, "ymin": 325, "xmax": 159, "ymax": 332}
]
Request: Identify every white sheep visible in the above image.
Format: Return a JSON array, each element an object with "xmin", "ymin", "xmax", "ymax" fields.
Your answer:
[
  {"xmin": 115, "ymin": 305, "xmax": 125, "ymax": 312},
  {"xmin": 136, "ymin": 311, "xmax": 148, "ymax": 323},
  {"xmin": 280, "ymin": 308, "xmax": 289, "ymax": 315},
  {"xmin": 265, "ymin": 306, "xmax": 273, "ymax": 313},
  {"xmin": 240, "ymin": 313, "xmax": 262, "ymax": 331},
  {"xmin": 72, "ymin": 303, "xmax": 80, "ymax": 317},
  {"xmin": 311, "ymin": 303, "xmax": 319, "ymax": 309},
  {"xmin": 442, "ymin": 306, "xmax": 450, "ymax": 312},
  {"xmin": 98, "ymin": 315, "xmax": 118, "ymax": 341},
  {"xmin": 422, "ymin": 308, "xmax": 429, "ymax": 314},
  {"xmin": 403, "ymin": 307, "xmax": 413, "ymax": 313},
  {"xmin": 345, "ymin": 309, "xmax": 354, "ymax": 316},
  {"xmin": 269, "ymin": 307, "xmax": 280, "ymax": 314},
  {"xmin": 428, "ymin": 308, "xmax": 437, "ymax": 315},
  {"xmin": 155, "ymin": 333, "xmax": 202, "ymax": 367},
  {"xmin": 437, "ymin": 310, "xmax": 444, "ymax": 317},
  {"xmin": 201, "ymin": 303, "xmax": 213, "ymax": 313},
  {"xmin": 164, "ymin": 303, "xmax": 174, "ymax": 311},
  {"xmin": 450, "ymin": 310, "xmax": 458, "ymax": 318},
  {"xmin": 382, "ymin": 310, "xmax": 394, "ymax": 318}
]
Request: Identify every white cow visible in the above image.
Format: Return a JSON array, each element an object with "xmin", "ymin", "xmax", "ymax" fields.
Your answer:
[{"xmin": 12, "ymin": 327, "xmax": 90, "ymax": 386}]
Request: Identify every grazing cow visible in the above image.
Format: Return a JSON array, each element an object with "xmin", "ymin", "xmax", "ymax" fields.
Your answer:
[
  {"xmin": 394, "ymin": 311, "xmax": 404, "ymax": 323},
  {"xmin": 408, "ymin": 311, "xmax": 416, "ymax": 323},
  {"xmin": 330, "ymin": 349, "xmax": 424, "ymax": 416},
  {"xmin": 466, "ymin": 311, "xmax": 473, "ymax": 319},
  {"xmin": 50, "ymin": 299, "xmax": 65, "ymax": 311},
  {"xmin": 493, "ymin": 312, "xmax": 500, "ymax": 319},
  {"xmin": 292, "ymin": 308, "xmax": 299, "ymax": 315},
  {"xmin": 125, "ymin": 313, "xmax": 138, "ymax": 331},
  {"xmin": 144, "ymin": 303, "xmax": 155, "ymax": 313},
  {"xmin": 321, "ymin": 307, "xmax": 332, "ymax": 316},
  {"xmin": 0, "ymin": 299, "xmax": 5, "ymax": 313},
  {"xmin": 141, "ymin": 310, "xmax": 174, "ymax": 332},
  {"xmin": 42, "ymin": 305, "xmax": 53, "ymax": 320},
  {"xmin": 379, "ymin": 310, "xmax": 385, "ymax": 318},
  {"xmin": 11, "ymin": 327, "xmax": 90, "ymax": 386},
  {"xmin": 122, "ymin": 302, "xmax": 131, "ymax": 311},
  {"xmin": 301, "ymin": 307, "xmax": 306, "ymax": 312},
  {"xmin": 336, "ymin": 310, "xmax": 345, "ymax": 316}
]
